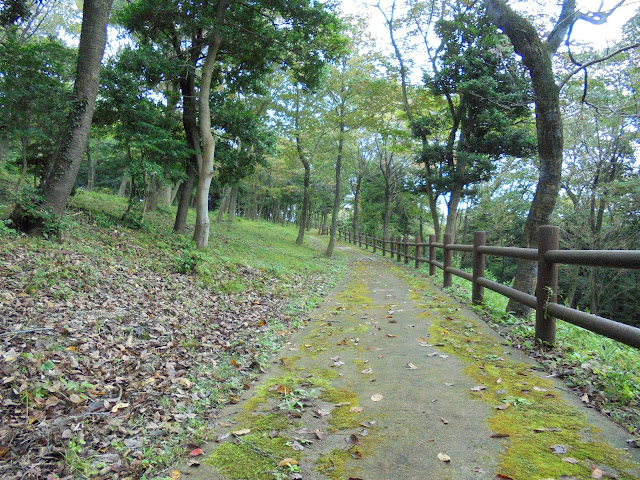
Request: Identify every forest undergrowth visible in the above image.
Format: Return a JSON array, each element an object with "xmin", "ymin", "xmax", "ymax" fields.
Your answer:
[{"xmin": 0, "ymin": 181, "xmax": 347, "ymax": 480}]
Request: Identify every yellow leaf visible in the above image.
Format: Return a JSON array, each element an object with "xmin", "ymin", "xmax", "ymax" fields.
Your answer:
[
  {"xmin": 278, "ymin": 458, "xmax": 298, "ymax": 467},
  {"xmin": 232, "ymin": 428, "xmax": 251, "ymax": 436},
  {"xmin": 169, "ymin": 470, "xmax": 181, "ymax": 480}
]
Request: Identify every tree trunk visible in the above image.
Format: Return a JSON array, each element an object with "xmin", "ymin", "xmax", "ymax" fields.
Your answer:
[
  {"xmin": 325, "ymin": 95, "xmax": 345, "ymax": 258},
  {"xmin": 173, "ymin": 159, "xmax": 196, "ymax": 234},
  {"xmin": 216, "ymin": 185, "xmax": 231, "ymax": 222},
  {"xmin": 383, "ymin": 181, "xmax": 391, "ymax": 240},
  {"xmin": 117, "ymin": 174, "xmax": 130, "ymax": 197},
  {"xmin": 193, "ymin": 1, "xmax": 229, "ymax": 248},
  {"xmin": 146, "ymin": 173, "xmax": 161, "ymax": 211},
  {"xmin": 0, "ymin": 134, "xmax": 8, "ymax": 168},
  {"xmin": 485, "ymin": 0, "xmax": 565, "ymax": 317},
  {"xmin": 15, "ymin": 136, "xmax": 28, "ymax": 193},
  {"xmin": 353, "ymin": 177, "xmax": 361, "ymax": 237},
  {"xmin": 227, "ymin": 185, "xmax": 238, "ymax": 222},
  {"xmin": 11, "ymin": 0, "xmax": 113, "ymax": 233},
  {"xmin": 444, "ymin": 185, "xmax": 463, "ymax": 239},
  {"xmin": 86, "ymin": 141, "xmax": 95, "ymax": 191}
]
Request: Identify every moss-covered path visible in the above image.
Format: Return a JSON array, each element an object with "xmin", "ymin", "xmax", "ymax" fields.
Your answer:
[{"xmin": 175, "ymin": 249, "xmax": 640, "ymax": 480}]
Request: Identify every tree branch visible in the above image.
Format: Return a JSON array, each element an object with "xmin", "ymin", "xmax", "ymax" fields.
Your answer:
[{"xmin": 559, "ymin": 42, "xmax": 640, "ymax": 90}]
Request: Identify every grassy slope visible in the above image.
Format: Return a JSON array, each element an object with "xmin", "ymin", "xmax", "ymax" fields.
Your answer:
[{"xmin": 0, "ymin": 183, "xmax": 348, "ymax": 479}]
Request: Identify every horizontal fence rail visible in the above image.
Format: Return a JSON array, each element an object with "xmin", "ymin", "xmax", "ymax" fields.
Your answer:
[{"xmin": 337, "ymin": 226, "xmax": 640, "ymax": 350}]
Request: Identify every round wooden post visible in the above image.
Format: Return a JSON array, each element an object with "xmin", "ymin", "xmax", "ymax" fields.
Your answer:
[
  {"xmin": 429, "ymin": 234, "xmax": 436, "ymax": 276},
  {"xmin": 365, "ymin": 235, "xmax": 368, "ymax": 249},
  {"xmin": 359, "ymin": 233, "xmax": 362, "ymax": 248},
  {"xmin": 443, "ymin": 233, "xmax": 453, "ymax": 287},
  {"xmin": 373, "ymin": 235, "xmax": 377, "ymax": 253},
  {"xmin": 536, "ymin": 225, "xmax": 559, "ymax": 346},
  {"xmin": 415, "ymin": 236, "xmax": 421, "ymax": 270},
  {"xmin": 472, "ymin": 231, "xmax": 486, "ymax": 305},
  {"xmin": 397, "ymin": 237, "xmax": 402, "ymax": 263},
  {"xmin": 404, "ymin": 236, "xmax": 409, "ymax": 264},
  {"xmin": 382, "ymin": 237, "xmax": 386, "ymax": 256}
]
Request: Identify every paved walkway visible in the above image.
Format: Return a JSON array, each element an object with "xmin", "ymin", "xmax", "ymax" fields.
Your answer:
[{"xmin": 177, "ymin": 249, "xmax": 640, "ymax": 480}]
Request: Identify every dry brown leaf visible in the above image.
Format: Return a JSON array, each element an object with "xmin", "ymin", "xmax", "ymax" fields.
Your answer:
[
  {"xmin": 349, "ymin": 406, "xmax": 364, "ymax": 413},
  {"xmin": 437, "ymin": 452, "xmax": 451, "ymax": 462},
  {"xmin": 562, "ymin": 457, "xmax": 579, "ymax": 464},
  {"xmin": 232, "ymin": 428, "xmax": 251, "ymax": 436},
  {"xmin": 278, "ymin": 458, "xmax": 298, "ymax": 467}
]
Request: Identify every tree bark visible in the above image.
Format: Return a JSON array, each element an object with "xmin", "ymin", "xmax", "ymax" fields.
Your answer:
[
  {"xmin": 86, "ymin": 141, "xmax": 95, "ymax": 191},
  {"xmin": 173, "ymin": 159, "xmax": 196, "ymax": 233},
  {"xmin": 216, "ymin": 185, "xmax": 231, "ymax": 222},
  {"xmin": 325, "ymin": 95, "xmax": 346, "ymax": 258},
  {"xmin": 485, "ymin": 0, "xmax": 566, "ymax": 317},
  {"xmin": 227, "ymin": 184, "xmax": 238, "ymax": 222},
  {"xmin": 295, "ymin": 88, "xmax": 311, "ymax": 246},
  {"xmin": 117, "ymin": 174, "xmax": 130, "ymax": 197},
  {"xmin": 11, "ymin": 0, "xmax": 113, "ymax": 233},
  {"xmin": 15, "ymin": 136, "xmax": 28, "ymax": 193},
  {"xmin": 193, "ymin": 1, "xmax": 229, "ymax": 248}
]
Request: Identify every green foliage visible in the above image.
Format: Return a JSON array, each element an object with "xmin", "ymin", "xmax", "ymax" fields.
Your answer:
[{"xmin": 9, "ymin": 186, "xmax": 63, "ymax": 237}]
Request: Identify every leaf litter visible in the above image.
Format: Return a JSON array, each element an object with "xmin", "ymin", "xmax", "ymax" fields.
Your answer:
[{"xmin": 0, "ymin": 227, "xmax": 337, "ymax": 479}]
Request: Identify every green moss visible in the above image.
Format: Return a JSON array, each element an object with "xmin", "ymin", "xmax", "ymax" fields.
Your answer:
[
  {"xmin": 316, "ymin": 448, "xmax": 350, "ymax": 480},
  {"xmin": 206, "ymin": 433, "xmax": 299, "ymax": 480},
  {"xmin": 425, "ymin": 302, "xmax": 639, "ymax": 480}
]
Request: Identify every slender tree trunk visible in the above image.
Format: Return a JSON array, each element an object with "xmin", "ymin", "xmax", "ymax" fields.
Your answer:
[
  {"xmin": 118, "ymin": 174, "xmax": 130, "ymax": 197},
  {"xmin": 383, "ymin": 181, "xmax": 391, "ymax": 240},
  {"xmin": 15, "ymin": 136, "xmax": 28, "ymax": 193},
  {"xmin": 353, "ymin": 177, "xmax": 362, "ymax": 237},
  {"xmin": 0, "ymin": 134, "xmax": 8, "ymax": 168},
  {"xmin": 325, "ymin": 95, "xmax": 346, "ymax": 258},
  {"xmin": 444, "ymin": 185, "xmax": 463, "ymax": 239},
  {"xmin": 11, "ymin": 0, "xmax": 113, "ymax": 233},
  {"xmin": 193, "ymin": 1, "xmax": 229, "ymax": 248},
  {"xmin": 173, "ymin": 160, "xmax": 196, "ymax": 234},
  {"xmin": 216, "ymin": 185, "xmax": 231, "ymax": 222},
  {"xmin": 86, "ymin": 141, "xmax": 95, "ymax": 191},
  {"xmin": 296, "ymin": 157, "xmax": 311, "ymax": 245},
  {"xmin": 227, "ymin": 185, "xmax": 238, "ymax": 222}
]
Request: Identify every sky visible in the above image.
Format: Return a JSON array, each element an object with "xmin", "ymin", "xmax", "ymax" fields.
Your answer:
[{"xmin": 338, "ymin": 0, "xmax": 639, "ymax": 53}]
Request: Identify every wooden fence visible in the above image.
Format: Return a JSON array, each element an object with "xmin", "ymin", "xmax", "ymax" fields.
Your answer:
[{"xmin": 337, "ymin": 226, "xmax": 640, "ymax": 350}]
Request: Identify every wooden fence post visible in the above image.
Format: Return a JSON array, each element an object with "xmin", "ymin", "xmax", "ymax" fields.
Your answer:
[
  {"xmin": 382, "ymin": 237, "xmax": 386, "ymax": 256},
  {"xmin": 443, "ymin": 233, "xmax": 453, "ymax": 287},
  {"xmin": 429, "ymin": 234, "xmax": 436, "ymax": 276},
  {"xmin": 404, "ymin": 236, "xmax": 409, "ymax": 264},
  {"xmin": 415, "ymin": 236, "xmax": 421, "ymax": 269},
  {"xmin": 472, "ymin": 231, "xmax": 486, "ymax": 305},
  {"xmin": 373, "ymin": 235, "xmax": 377, "ymax": 253},
  {"xmin": 365, "ymin": 235, "xmax": 368, "ymax": 249},
  {"xmin": 536, "ymin": 225, "xmax": 559, "ymax": 346},
  {"xmin": 397, "ymin": 237, "xmax": 402, "ymax": 263},
  {"xmin": 359, "ymin": 233, "xmax": 362, "ymax": 248}
]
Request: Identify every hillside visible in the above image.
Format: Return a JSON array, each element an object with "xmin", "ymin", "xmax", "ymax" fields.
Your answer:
[{"xmin": 0, "ymin": 188, "xmax": 347, "ymax": 480}]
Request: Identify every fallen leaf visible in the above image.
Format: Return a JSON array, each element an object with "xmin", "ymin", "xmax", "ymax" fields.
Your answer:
[
  {"xmin": 495, "ymin": 403, "xmax": 510, "ymax": 410},
  {"xmin": 407, "ymin": 363, "xmax": 419, "ymax": 370},
  {"xmin": 386, "ymin": 334, "xmax": 397, "ymax": 338},
  {"xmin": 533, "ymin": 428, "xmax": 562, "ymax": 433},
  {"xmin": 441, "ymin": 418, "xmax": 449, "ymax": 425},
  {"xmin": 186, "ymin": 457, "xmax": 200, "ymax": 467},
  {"xmin": 278, "ymin": 458, "xmax": 298, "ymax": 467},
  {"xmin": 361, "ymin": 368, "xmax": 373, "ymax": 374},
  {"xmin": 351, "ymin": 450, "xmax": 363, "ymax": 458},
  {"xmin": 189, "ymin": 448, "xmax": 203, "ymax": 457},
  {"xmin": 550, "ymin": 444, "xmax": 568, "ymax": 454},
  {"xmin": 533, "ymin": 386, "xmax": 548, "ymax": 392},
  {"xmin": 581, "ymin": 393, "xmax": 590, "ymax": 403},
  {"xmin": 470, "ymin": 385, "xmax": 488, "ymax": 392},
  {"xmin": 315, "ymin": 430, "xmax": 327, "ymax": 440},
  {"xmin": 437, "ymin": 452, "xmax": 451, "ymax": 462},
  {"xmin": 562, "ymin": 457, "xmax": 579, "ymax": 464},
  {"xmin": 232, "ymin": 428, "xmax": 251, "ymax": 436},
  {"xmin": 275, "ymin": 385, "xmax": 291, "ymax": 395},
  {"xmin": 346, "ymin": 434, "xmax": 360, "ymax": 445},
  {"xmin": 69, "ymin": 393, "xmax": 83, "ymax": 404},
  {"xmin": 371, "ymin": 394, "xmax": 383, "ymax": 402},
  {"xmin": 494, "ymin": 475, "xmax": 514, "ymax": 480},
  {"xmin": 169, "ymin": 470, "xmax": 181, "ymax": 480},
  {"xmin": 317, "ymin": 409, "xmax": 331, "ymax": 417},
  {"xmin": 490, "ymin": 433, "xmax": 509, "ymax": 438},
  {"xmin": 350, "ymin": 406, "xmax": 364, "ymax": 413},
  {"xmin": 111, "ymin": 402, "xmax": 129, "ymax": 413}
]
